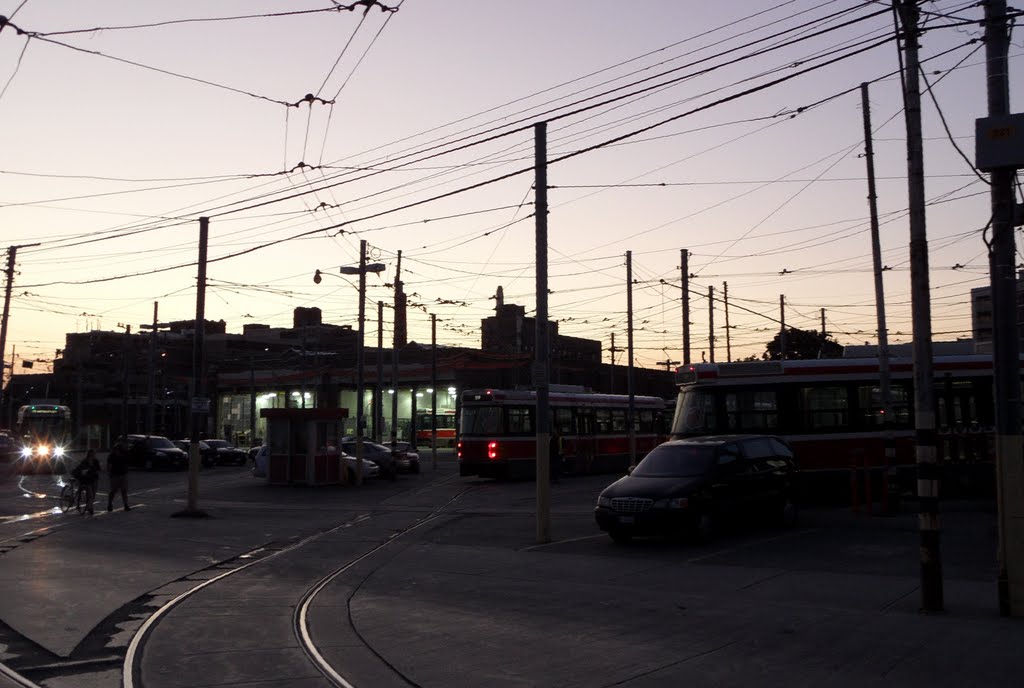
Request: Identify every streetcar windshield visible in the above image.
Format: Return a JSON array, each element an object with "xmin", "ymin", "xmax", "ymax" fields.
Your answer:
[{"xmin": 461, "ymin": 406, "xmax": 503, "ymax": 435}]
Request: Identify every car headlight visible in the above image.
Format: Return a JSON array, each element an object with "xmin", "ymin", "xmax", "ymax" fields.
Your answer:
[
  {"xmin": 53, "ymin": 447, "xmax": 65, "ymax": 458},
  {"xmin": 20, "ymin": 447, "xmax": 31, "ymax": 458},
  {"xmin": 597, "ymin": 496, "xmax": 612, "ymax": 508},
  {"xmin": 653, "ymin": 497, "xmax": 688, "ymax": 509},
  {"xmin": 155, "ymin": 451, "xmax": 167, "ymax": 457}
]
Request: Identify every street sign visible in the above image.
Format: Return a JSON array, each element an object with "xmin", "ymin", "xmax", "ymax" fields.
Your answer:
[{"xmin": 190, "ymin": 397, "xmax": 210, "ymax": 414}]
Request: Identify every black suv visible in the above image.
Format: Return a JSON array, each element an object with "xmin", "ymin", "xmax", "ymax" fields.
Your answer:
[
  {"xmin": 594, "ymin": 435, "xmax": 798, "ymax": 543},
  {"xmin": 111, "ymin": 435, "xmax": 189, "ymax": 471}
]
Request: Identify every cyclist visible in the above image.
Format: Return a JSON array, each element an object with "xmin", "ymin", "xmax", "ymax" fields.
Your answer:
[{"xmin": 71, "ymin": 449, "xmax": 101, "ymax": 515}]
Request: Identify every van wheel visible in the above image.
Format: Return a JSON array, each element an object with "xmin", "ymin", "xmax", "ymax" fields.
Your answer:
[{"xmin": 609, "ymin": 529, "xmax": 632, "ymax": 544}]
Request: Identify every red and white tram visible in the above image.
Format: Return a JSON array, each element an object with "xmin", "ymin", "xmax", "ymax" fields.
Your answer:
[
  {"xmin": 457, "ymin": 388, "xmax": 670, "ymax": 479},
  {"xmin": 671, "ymin": 355, "xmax": 1008, "ymax": 495}
]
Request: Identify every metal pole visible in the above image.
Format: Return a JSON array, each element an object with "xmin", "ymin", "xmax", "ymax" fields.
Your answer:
[
  {"xmin": 185, "ymin": 217, "xmax": 209, "ymax": 515},
  {"xmin": 681, "ymin": 249, "xmax": 690, "ymax": 365},
  {"xmin": 780, "ymin": 295, "xmax": 786, "ymax": 361},
  {"xmin": 376, "ymin": 301, "xmax": 384, "ymax": 443},
  {"xmin": 249, "ymin": 355, "xmax": 256, "ymax": 446},
  {"xmin": 626, "ymin": 250, "xmax": 636, "ymax": 467},
  {"xmin": 147, "ymin": 302, "xmax": 157, "ymax": 435},
  {"xmin": 355, "ymin": 239, "xmax": 367, "ymax": 486},
  {"xmin": 708, "ymin": 286, "xmax": 715, "ymax": 363},
  {"xmin": 898, "ymin": 0, "xmax": 942, "ymax": 612},
  {"xmin": 535, "ymin": 121, "xmax": 551, "ymax": 544},
  {"xmin": 724, "ymin": 282, "xmax": 731, "ymax": 362},
  {"xmin": 862, "ymin": 81, "xmax": 896, "ymax": 506},
  {"xmin": 431, "ymin": 313, "xmax": 438, "ymax": 471},
  {"xmin": 391, "ymin": 254, "xmax": 401, "ymax": 450},
  {"xmin": 983, "ymin": 0, "xmax": 1023, "ymax": 617}
]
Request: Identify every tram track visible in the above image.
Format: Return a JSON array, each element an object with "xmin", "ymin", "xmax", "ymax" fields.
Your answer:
[{"xmin": 122, "ymin": 473, "xmax": 476, "ymax": 688}]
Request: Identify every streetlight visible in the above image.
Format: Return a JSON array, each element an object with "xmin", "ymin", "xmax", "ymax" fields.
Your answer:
[{"xmin": 331, "ymin": 240, "xmax": 385, "ymax": 485}]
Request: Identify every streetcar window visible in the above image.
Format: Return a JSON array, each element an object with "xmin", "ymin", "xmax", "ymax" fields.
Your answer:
[
  {"xmin": 802, "ymin": 386, "xmax": 849, "ymax": 430},
  {"xmin": 725, "ymin": 390, "xmax": 778, "ymax": 431},
  {"xmin": 553, "ymin": 408, "xmax": 573, "ymax": 435},
  {"xmin": 858, "ymin": 384, "xmax": 911, "ymax": 428},
  {"xmin": 638, "ymin": 410, "xmax": 655, "ymax": 433},
  {"xmin": 611, "ymin": 409, "xmax": 627, "ymax": 432},
  {"xmin": 595, "ymin": 409, "xmax": 612, "ymax": 434},
  {"xmin": 461, "ymin": 407, "xmax": 503, "ymax": 435},
  {"xmin": 506, "ymin": 407, "xmax": 534, "ymax": 435},
  {"xmin": 674, "ymin": 390, "xmax": 716, "ymax": 434}
]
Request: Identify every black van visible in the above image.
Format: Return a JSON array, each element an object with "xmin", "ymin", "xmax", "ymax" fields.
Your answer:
[{"xmin": 594, "ymin": 435, "xmax": 799, "ymax": 543}]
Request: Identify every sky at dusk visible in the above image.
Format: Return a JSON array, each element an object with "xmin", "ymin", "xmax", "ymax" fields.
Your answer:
[{"xmin": 0, "ymin": 0, "xmax": 1016, "ymax": 375}]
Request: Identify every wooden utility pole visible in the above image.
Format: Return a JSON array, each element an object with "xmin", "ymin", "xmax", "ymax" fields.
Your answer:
[
  {"xmin": 681, "ymin": 249, "xmax": 691, "ymax": 365},
  {"xmin": 376, "ymin": 301, "xmax": 384, "ymax": 443},
  {"xmin": 708, "ymin": 286, "xmax": 715, "ymax": 363},
  {"xmin": 179, "ymin": 216, "xmax": 209, "ymax": 518},
  {"xmin": 608, "ymin": 333, "xmax": 623, "ymax": 393},
  {"xmin": 723, "ymin": 282, "xmax": 732, "ymax": 362},
  {"xmin": 431, "ymin": 312, "xmax": 438, "ymax": 471},
  {"xmin": 626, "ymin": 250, "xmax": 636, "ymax": 467},
  {"xmin": 390, "ymin": 253, "xmax": 401, "ymax": 450},
  {"xmin": 898, "ymin": 0, "xmax": 942, "ymax": 612},
  {"xmin": 534, "ymin": 122, "xmax": 551, "ymax": 544},
  {"xmin": 779, "ymin": 295, "xmax": 786, "ymax": 360},
  {"xmin": 982, "ymin": 0, "xmax": 1023, "ymax": 617},
  {"xmin": 0, "ymin": 243, "xmax": 39, "ymax": 417}
]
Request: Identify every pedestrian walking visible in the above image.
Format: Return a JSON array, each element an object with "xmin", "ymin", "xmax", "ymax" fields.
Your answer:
[
  {"xmin": 71, "ymin": 449, "xmax": 101, "ymax": 515},
  {"xmin": 106, "ymin": 442, "xmax": 131, "ymax": 512}
]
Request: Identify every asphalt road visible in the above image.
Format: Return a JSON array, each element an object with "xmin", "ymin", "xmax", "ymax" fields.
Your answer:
[{"xmin": 0, "ymin": 453, "xmax": 1018, "ymax": 688}]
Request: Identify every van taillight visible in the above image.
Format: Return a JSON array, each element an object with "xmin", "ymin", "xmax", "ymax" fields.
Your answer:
[
  {"xmin": 457, "ymin": 441, "xmax": 462, "ymax": 459},
  {"xmin": 487, "ymin": 441, "xmax": 499, "ymax": 460}
]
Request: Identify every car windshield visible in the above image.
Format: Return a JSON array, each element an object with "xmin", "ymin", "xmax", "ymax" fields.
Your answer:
[
  {"xmin": 145, "ymin": 437, "xmax": 175, "ymax": 449},
  {"xmin": 631, "ymin": 444, "xmax": 716, "ymax": 478}
]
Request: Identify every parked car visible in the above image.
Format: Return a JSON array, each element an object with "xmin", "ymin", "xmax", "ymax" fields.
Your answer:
[
  {"xmin": 112, "ymin": 434, "xmax": 189, "ymax": 471},
  {"xmin": 172, "ymin": 440, "xmax": 219, "ymax": 467},
  {"xmin": 340, "ymin": 438, "xmax": 399, "ymax": 480},
  {"xmin": 594, "ymin": 435, "xmax": 799, "ymax": 544},
  {"xmin": 389, "ymin": 441, "xmax": 421, "ymax": 474},
  {"xmin": 202, "ymin": 439, "xmax": 248, "ymax": 466},
  {"xmin": 251, "ymin": 445, "xmax": 380, "ymax": 482}
]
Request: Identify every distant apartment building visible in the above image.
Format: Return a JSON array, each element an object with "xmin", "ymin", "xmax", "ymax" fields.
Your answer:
[{"xmin": 970, "ymin": 271, "xmax": 1024, "ymax": 353}]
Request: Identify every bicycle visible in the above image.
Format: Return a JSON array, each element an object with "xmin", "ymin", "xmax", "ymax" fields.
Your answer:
[{"xmin": 59, "ymin": 478, "xmax": 85, "ymax": 514}]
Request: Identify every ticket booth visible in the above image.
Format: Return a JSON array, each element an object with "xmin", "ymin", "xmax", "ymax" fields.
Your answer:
[{"xmin": 259, "ymin": 407, "xmax": 349, "ymax": 486}]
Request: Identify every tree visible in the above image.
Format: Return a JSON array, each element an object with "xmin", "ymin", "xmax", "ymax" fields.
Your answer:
[{"xmin": 763, "ymin": 327, "xmax": 843, "ymax": 360}]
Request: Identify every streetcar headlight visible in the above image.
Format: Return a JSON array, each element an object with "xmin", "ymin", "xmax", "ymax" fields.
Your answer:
[
  {"xmin": 53, "ymin": 446, "xmax": 65, "ymax": 458},
  {"xmin": 38, "ymin": 446, "xmax": 49, "ymax": 457},
  {"xmin": 20, "ymin": 447, "xmax": 31, "ymax": 458}
]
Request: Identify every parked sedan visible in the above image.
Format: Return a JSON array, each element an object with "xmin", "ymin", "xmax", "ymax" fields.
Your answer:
[
  {"xmin": 172, "ymin": 440, "xmax": 219, "ymax": 467},
  {"xmin": 203, "ymin": 439, "xmax": 248, "ymax": 466},
  {"xmin": 112, "ymin": 435, "xmax": 189, "ymax": 471},
  {"xmin": 251, "ymin": 445, "xmax": 379, "ymax": 482},
  {"xmin": 340, "ymin": 438, "xmax": 398, "ymax": 480},
  {"xmin": 594, "ymin": 435, "xmax": 799, "ymax": 543},
  {"xmin": 389, "ymin": 441, "xmax": 421, "ymax": 474}
]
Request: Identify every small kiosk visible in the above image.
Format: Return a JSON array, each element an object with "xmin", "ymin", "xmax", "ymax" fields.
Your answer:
[{"xmin": 259, "ymin": 407, "xmax": 349, "ymax": 486}]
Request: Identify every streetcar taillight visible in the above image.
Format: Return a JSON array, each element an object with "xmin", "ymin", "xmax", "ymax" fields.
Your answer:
[
  {"xmin": 457, "ymin": 441, "xmax": 462, "ymax": 459},
  {"xmin": 487, "ymin": 441, "xmax": 499, "ymax": 460}
]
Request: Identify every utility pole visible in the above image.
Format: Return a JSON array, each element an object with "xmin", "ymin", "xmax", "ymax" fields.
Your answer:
[
  {"xmin": 0, "ymin": 243, "xmax": 39, "ymax": 416},
  {"xmin": 431, "ymin": 312, "xmax": 438, "ymax": 472},
  {"xmin": 339, "ymin": 239, "xmax": 386, "ymax": 486},
  {"xmin": 898, "ymin": 0, "xmax": 942, "ymax": 612},
  {"xmin": 249, "ymin": 355, "xmax": 256, "ymax": 445},
  {"xmin": 779, "ymin": 295, "xmax": 786, "ymax": 360},
  {"xmin": 390, "ymin": 253, "xmax": 402, "ymax": 450},
  {"xmin": 121, "ymin": 324, "xmax": 131, "ymax": 436},
  {"xmin": 681, "ymin": 249, "xmax": 691, "ymax": 365},
  {"xmin": 140, "ymin": 301, "xmax": 170, "ymax": 435},
  {"xmin": 179, "ymin": 216, "xmax": 209, "ymax": 518},
  {"xmin": 376, "ymin": 301, "xmax": 384, "ymax": 443},
  {"xmin": 626, "ymin": 250, "xmax": 636, "ymax": 467},
  {"xmin": 862, "ymin": 82, "xmax": 894, "ymax": 440},
  {"xmin": 723, "ymin": 282, "xmax": 732, "ymax": 362},
  {"xmin": 980, "ymin": 0, "xmax": 1023, "ymax": 617},
  {"xmin": 708, "ymin": 286, "xmax": 715, "ymax": 363},
  {"xmin": 534, "ymin": 121, "xmax": 551, "ymax": 544},
  {"xmin": 608, "ymin": 333, "xmax": 622, "ymax": 393},
  {"xmin": 656, "ymin": 352, "xmax": 680, "ymax": 372}
]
